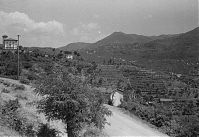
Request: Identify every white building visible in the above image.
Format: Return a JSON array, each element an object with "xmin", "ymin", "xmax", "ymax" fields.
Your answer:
[
  {"xmin": 66, "ymin": 55, "xmax": 73, "ymax": 60},
  {"xmin": 3, "ymin": 38, "xmax": 18, "ymax": 50}
]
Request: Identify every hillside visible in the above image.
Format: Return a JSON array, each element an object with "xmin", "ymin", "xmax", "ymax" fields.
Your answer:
[
  {"xmin": 58, "ymin": 31, "xmax": 176, "ymax": 52},
  {"xmin": 59, "ymin": 42, "xmax": 92, "ymax": 51},
  {"xmin": 96, "ymin": 32, "xmax": 153, "ymax": 45},
  {"xmin": 142, "ymin": 27, "xmax": 199, "ymax": 59},
  {"xmin": 79, "ymin": 27, "xmax": 199, "ymax": 74}
]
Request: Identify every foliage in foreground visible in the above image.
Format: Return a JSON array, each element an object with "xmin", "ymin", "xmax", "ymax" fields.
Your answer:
[
  {"xmin": 0, "ymin": 99, "xmax": 36, "ymax": 137},
  {"xmin": 35, "ymin": 66, "xmax": 112, "ymax": 137},
  {"xmin": 37, "ymin": 123, "xmax": 59, "ymax": 137}
]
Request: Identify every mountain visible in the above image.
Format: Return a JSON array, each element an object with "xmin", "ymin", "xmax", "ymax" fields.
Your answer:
[
  {"xmin": 142, "ymin": 27, "xmax": 199, "ymax": 59},
  {"xmin": 59, "ymin": 42, "xmax": 92, "ymax": 51},
  {"xmin": 58, "ymin": 32, "xmax": 175, "ymax": 52},
  {"xmin": 79, "ymin": 27, "xmax": 199, "ymax": 74},
  {"xmin": 95, "ymin": 32, "xmax": 153, "ymax": 45},
  {"xmin": 95, "ymin": 32, "xmax": 178, "ymax": 46}
]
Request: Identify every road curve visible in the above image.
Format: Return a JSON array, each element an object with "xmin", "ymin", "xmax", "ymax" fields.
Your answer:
[{"xmin": 104, "ymin": 105, "xmax": 169, "ymax": 137}]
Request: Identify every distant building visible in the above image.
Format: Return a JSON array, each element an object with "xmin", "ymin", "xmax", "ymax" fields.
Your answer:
[
  {"xmin": 4, "ymin": 38, "xmax": 18, "ymax": 50},
  {"xmin": 1, "ymin": 36, "xmax": 18, "ymax": 50},
  {"xmin": 66, "ymin": 55, "xmax": 73, "ymax": 60}
]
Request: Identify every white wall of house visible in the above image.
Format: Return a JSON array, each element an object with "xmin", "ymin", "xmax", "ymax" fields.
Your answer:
[
  {"xmin": 4, "ymin": 41, "xmax": 17, "ymax": 49},
  {"xmin": 66, "ymin": 55, "xmax": 73, "ymax": 59}
]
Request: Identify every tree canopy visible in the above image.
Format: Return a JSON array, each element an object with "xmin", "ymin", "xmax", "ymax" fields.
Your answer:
[{"xmin": 35, "ymin": 65, "xmax": 111, "ymax": 137}]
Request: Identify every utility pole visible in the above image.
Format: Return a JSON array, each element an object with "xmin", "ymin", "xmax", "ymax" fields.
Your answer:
[{"xmin": 17, "ymin": 35, "xmax": 20, "ymax": 80}]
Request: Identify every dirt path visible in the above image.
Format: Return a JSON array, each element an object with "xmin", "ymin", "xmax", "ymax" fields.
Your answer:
[{"xmin": 104, "ymin": 105, "xmax": 168, "ymax": 137}]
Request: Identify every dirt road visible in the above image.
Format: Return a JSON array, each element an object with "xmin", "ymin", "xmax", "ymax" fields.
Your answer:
[{"xmin": 104, "ymin": 105, "xmax": 168, "ymax": 137}]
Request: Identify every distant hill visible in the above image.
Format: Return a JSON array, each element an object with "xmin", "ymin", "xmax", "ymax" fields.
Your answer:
[
  {"xmin": 93, "ymin": 32, "xmax": 177, "ymax": 47},
  {"xmin": 95, "ymin": 32, "xmax": 153, "ymax": 45},
  {"xmin": 59, "ymin": 42, "xmax": 92, "ymax": 51},
  {"xmin": 58, "ymin": 32, "xmax": 176, "ymax": 52},
  {"xmin": 79, "ymin": 27, "xmax": 199, "ymax": 74},
  {"xmin": 142, "ymin": 27, "xmax": 199, "ymax": 59}
]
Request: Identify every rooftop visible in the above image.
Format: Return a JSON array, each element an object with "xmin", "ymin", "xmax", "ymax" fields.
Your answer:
[{"xmin": 4, "ymin": 38, "xmax": 18, "ymax": 41}]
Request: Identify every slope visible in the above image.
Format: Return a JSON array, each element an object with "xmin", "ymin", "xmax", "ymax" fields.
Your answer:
[
  {"xmin": 80, "ymin": 27, "xmax": 199, "ymax": 74},
  {"xmin": 59, "ymin": 42, "xmax": 92, "ymax": 51}
]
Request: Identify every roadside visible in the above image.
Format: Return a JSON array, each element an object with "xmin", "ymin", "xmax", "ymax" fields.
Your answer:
[{"xmin": 104, "ymin": 104, "xmax": 168, "ymax": 137}]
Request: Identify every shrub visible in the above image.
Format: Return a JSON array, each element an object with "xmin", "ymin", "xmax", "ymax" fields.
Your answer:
[
  {"xmin": 25, "ymin": 124, "xmax": 36, "ymax": 137},
  {"xmin": 26, "ymin": 72, "xmax": 39, "ymax": 81},
  {"xmin": 0, "ymin": 99, "xmax": 36, "ymax": 136},
  {"xmin": 20, "ymin": 77, "xmax": 30, "ymax": 85},
  {"xmin": 14, "ymin": 85, "xmax": 25, "ymax": 90},
  {"xmin": 82, "ymin": 126, "xmax": 107, "ymax": 137},
  {"xmin": 23, "ymin": 62, "xmax": 33, "ymax": 69},
  {"xmin": 3, "ymin": 81, "xmax": 11, "ymax": 87},
  {"xmin": 2, "ymin": 88, "xmax": 10, "ymax": 93},
  {"xmin": 37, "ymin": 124, "xmax": 59, "ymax": 137},
  {"xmin": 15, "ymin": 94, "xmax": 28, "ymax": 100}
]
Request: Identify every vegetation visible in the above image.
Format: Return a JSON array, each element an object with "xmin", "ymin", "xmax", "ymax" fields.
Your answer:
[
  {"xmin": 0, "ymin": 99, "xmax": 36, "ymax": 136},
  {"xmin": 14, "ymin": 84, "xmax": 25, "ymax": 90},
  {"xmin": 37, "ymin": 124, "xmax": 59, "ymax": 137},
  {"xmin": 1, "ymin": 28, "xmax": 198, "ymax": 136},
  {"xmin": 34, "ymin": 62, "xmax": 111, "ymax": 137},
  {"xmin": 119, "ymin": 66, "xmax": 199, "ymax": 137}
]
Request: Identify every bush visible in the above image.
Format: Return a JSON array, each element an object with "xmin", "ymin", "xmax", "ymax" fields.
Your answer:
[
  {"xmin": 14, "ymin": 85, "xmax": 25, "ymax": 90},
  {"xmin": 3, "ymin": 81, "xmax": 11, "ymax": 87},
  {"xmin": 20, "ymin": 77, "xmax": 30, "ymax": 85},
  {"xmin": 15, "ymin": 94, "xmax": 28, "ymax": 100},
  {"xmin": 2, "ymin": 88, "xmax": 10, "ymax": 93},
  {"xmin": 23, "ymin": 62, "xmax": 33, "ymax": 69},
  {"xmin": 37, "ymin": 124, "xmax": 59, "ymax": 137},
  {"xmin": 26, "ymin": 72, "xmax": 39, "ymax": 81},
  {"xmin": 0, "ymin": 99, "xmax": 36, "ymax": 136},
  {"xmin": 82, "ymin": 126, "xmax": 107, "ymax": 137}
]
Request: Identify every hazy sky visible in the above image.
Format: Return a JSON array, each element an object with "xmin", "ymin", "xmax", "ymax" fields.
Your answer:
[{"xmin": 0, "ymin": 0, "xmax": 198, "ymax": 47}]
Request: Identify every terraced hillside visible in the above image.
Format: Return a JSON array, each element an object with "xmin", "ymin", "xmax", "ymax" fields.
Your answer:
[
  {"xmin": 122, "ymin": 66, "xmax": 168, "ymax": 100},
  {"xmin": 78, "ymin": 27, "xmax": 199, "ymax": 75},
  {"xmin": 98, "ymin": 65, "xmax": 126, "ymax": 88}
]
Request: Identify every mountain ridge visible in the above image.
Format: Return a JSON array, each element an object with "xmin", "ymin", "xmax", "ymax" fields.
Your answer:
[
  {"xmin": 59, "ymin": 31, "xmax": 181, "ymax": 51},
  {"xmin": 79, "ymin": 27, "xmax": 199, "ymax": 74}
]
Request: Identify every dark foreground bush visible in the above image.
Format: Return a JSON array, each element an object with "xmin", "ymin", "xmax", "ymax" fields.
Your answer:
[
  {"xmin": 0, "ymin": 99, "xmax": 36, "ymax": 136},
  {"xmin": 20, "ymin": 77, "xmax": 30, "ymax": 85},
  {"xmin": 1, "ymin": 88, "xmax": 10, "ymax": 93},
  {"xmin": 14, "ymin": 84, "xmax": 26, "ymax": 90},
  {"xmin": 37, "ymin": 124, "xmax": 59, "ymax": 137}
]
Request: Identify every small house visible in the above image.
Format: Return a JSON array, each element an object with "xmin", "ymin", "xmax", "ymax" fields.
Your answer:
[
  {"xmin": 1, "ymin": 35, "xmax": 18, "ymax": 50},
  {"xmin": 66, "ymin": 55, "xmax": 73, "ymax": 60},
  {"xmin": 4, "ymin": 38, "xmax": 18, "ymax": 50}
]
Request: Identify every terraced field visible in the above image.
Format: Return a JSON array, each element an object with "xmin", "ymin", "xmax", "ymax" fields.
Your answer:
[{"xmin": 98, "ymin": 65, "xmax": 126, "ymax": 88}]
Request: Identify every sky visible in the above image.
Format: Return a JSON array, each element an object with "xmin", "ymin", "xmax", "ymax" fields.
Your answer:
[{"xmin": 0, "ymin": 0, "xmax": 198, "ymax": 47}]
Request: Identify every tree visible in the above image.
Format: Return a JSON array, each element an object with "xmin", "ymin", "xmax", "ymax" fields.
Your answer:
[{"xmin": 35, "ymin": 67, "xmax": 111, "ymax": 137}]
